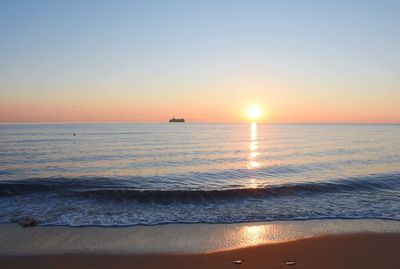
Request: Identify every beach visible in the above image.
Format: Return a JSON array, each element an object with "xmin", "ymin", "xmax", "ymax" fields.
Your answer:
[
  {"xmin": 2, "ymin": 0, "xmax": 400, "ymax": 267},
  {"xmin": 1, "ymin": 220, "xmax": 399, "ymax": 269}
]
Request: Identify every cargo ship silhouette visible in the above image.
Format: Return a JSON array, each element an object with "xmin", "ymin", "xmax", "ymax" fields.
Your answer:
[{"xmin": 169, "ymin": 117, "xmax": 185, "ymax": 122}]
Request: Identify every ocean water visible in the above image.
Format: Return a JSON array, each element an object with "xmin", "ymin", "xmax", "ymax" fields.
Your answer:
[{"xmin": 0, "ymin": 123, "xmax": 399, "ymax": 226}]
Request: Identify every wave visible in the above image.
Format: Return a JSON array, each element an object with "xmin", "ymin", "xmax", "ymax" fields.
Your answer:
[{"xmin": 1, "ymin": 173, "xmax": 399, "ymax": 204}]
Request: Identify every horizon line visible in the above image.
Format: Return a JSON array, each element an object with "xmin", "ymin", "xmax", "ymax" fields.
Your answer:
[{"xmin": 0, "ymin": 121, "xmax": 399, "ymax": 125}]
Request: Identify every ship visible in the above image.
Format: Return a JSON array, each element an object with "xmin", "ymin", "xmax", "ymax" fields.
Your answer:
[{"xmin": 169, "ymin": 117, "xmax": 185, "ymax": 122}]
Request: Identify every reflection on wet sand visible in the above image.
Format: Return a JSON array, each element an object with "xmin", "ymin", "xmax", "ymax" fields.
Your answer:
[
  {"xmin": 214, "ymin": 219, "xmax": 400, "ymax": 252},
  {"xmin": 240, "ymin": 225, "xmax": 271, "ymax": 246}
]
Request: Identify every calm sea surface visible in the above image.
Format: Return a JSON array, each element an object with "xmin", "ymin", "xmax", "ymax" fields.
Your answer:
[{"xmin": 0, "ymin": 123, "xmax": 399, "ymax": 226}]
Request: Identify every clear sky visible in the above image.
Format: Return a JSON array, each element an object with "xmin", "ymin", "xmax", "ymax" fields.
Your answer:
[{"xmin": 0, "ymin": 0, "xmax": 399, "ymax": 123}]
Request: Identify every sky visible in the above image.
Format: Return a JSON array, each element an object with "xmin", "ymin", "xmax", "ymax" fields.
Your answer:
[{"xmin": 0, "ymin": 0, "xmax": 399, "ymax": 123}]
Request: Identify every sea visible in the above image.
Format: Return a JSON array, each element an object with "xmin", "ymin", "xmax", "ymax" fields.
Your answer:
[{"xmin": 0, "ymin": 123, "xmax": 399, "ymax": 226}]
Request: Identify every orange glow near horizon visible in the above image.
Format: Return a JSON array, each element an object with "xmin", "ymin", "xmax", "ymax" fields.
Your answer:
[
  {"xmin": 0, "ymin": 102, "xmax": 399, "ymax": 123},
  {"xmin": 0, "ymin": 97, "xmax": 399, "ymax": 123}
]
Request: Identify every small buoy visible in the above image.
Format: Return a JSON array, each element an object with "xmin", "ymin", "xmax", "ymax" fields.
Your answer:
[
  {"xmin": 285, "ymin": 261, "xmax": 296, "ymax": 266},
  {"xmin": 233, "ymin": 259, "xmax": 243, "ymax": 265},
  {"xmin": 73, "ymin": 133, "xmax": 76, "ymax": 136}
]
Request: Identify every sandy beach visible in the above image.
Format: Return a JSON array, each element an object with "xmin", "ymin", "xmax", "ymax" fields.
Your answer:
[
  {"xmin": 1, "ymin": 233, "xmax": 400, "ymax": 269},
  {"xmin": 1, "ymin": 220, "xmax": 399, "ymax": 269},
  {"xmin": 2, "ymin": 0, "xmax": 400, "ymax": 267}
]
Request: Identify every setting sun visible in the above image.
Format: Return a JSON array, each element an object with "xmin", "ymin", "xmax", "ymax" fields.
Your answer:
[{"xmin": 246, "ymin": 105, "xmax": 262, "ymax": 121}]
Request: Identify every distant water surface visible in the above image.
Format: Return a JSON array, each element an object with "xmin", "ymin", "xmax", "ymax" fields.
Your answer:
[{"xmin": 0, "ymin": 123, "xmax": 399, "ymax": 226}]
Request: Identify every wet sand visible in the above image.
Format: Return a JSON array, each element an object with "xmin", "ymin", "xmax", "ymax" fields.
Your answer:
[
  {"xmin": 1, "ymin": 233, "xmax": 400, "ymax": 269},
  {"xmin": 1, "ymin": 220, "xmax": 400, "ymax": 269}
]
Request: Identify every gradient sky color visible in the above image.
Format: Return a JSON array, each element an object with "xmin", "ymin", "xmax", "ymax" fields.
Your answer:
[{"xmin": 0, "ymin": 0, "xmax": 399, "ymax": 123}]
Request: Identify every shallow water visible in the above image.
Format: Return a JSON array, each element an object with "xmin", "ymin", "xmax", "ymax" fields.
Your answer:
[{"xmin": 0, "ymin": 123, "xmax": 399, "ymax": 226}]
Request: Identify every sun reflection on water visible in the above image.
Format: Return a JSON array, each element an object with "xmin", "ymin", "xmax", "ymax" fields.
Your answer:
[{"xmin": 247, "ymin": 122, "xmax": 261, "ymax": 170}]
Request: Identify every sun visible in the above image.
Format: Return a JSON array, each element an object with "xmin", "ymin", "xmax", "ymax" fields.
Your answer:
[{"xmin": 246, "ymin": 105, "xmax": 262, "ymax": 121}]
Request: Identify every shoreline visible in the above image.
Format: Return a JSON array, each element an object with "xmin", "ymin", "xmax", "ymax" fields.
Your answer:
[
  {"xmin": 1, "ymin": 219, "xmax": 400, "ymax": 255},
  {"xmin": 1, "ymin": 219, "xmax": 399, "ymax": 268},
  {"xmin": 1, "ymin": 233, "xmax": 400, "ymax": 269}
]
